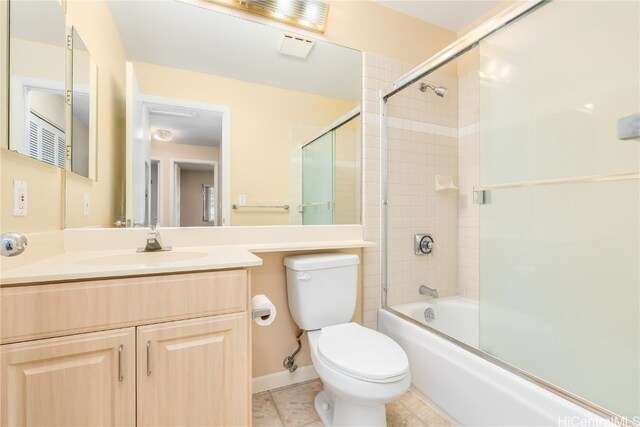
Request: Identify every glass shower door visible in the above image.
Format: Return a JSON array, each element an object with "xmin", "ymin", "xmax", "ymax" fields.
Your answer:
[
  {"xmin": 301, "ymin": 132, "xmax": 335, "ymax": 224},
  {"xmin": 478, "ymin": 0, "xmax": 640, "ymax": 418}
]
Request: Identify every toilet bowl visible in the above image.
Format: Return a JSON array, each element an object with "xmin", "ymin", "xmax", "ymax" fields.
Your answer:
[
  {"xmin": 308, "ymin": 323, "xmax": 411, "ymax": 427},
  {"xmin": 284, "ymin": 253, "xmax": 411, "ymax": 426}
]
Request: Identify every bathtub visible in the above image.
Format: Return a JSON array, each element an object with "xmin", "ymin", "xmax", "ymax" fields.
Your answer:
[
  {"xmin": 393, "ymin": 297, "xmax": 478, "ymax": 348},
  {"xmin": 379, "ymin": 298, "xmax": 606, "ymax": 426}
]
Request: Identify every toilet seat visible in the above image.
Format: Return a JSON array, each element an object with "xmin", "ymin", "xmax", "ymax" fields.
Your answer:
[{"xmin": 317, "ymin": 323, "xmax": 409, "ymax": 384}]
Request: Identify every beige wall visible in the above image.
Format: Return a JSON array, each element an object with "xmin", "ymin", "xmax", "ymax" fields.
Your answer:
[
  {"xmin": 150, "ymin": 140, "xmax": 219, "ymax": 226},
  {"xmin": 251, "ymin": 248, "xmax": 362, "ymax": 378},
  {"xmin": 456, "ymin": 1, "xmax": 516, "ymax": 39},
  {"xmin": 179, "ymin": 169, "xmax": 214, "ymax": 227},
  {"xmin": 0, "ymin": 0, "xmax": 8, "ymax": 150},
  {"xmin": 133, "ymin": 61, "xmax": 357, "ymax": 226},
  {"xmin": 324, "ymin": 1, "xmax": 455, "ymax": 67}
]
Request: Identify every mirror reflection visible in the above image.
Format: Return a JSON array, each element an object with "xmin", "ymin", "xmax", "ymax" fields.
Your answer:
[
  {"xmin": 9, "ymin": 0, "xmax": 66, "ymax": 168},
  {"xmin": 70, "ymin": 28, "xmax": 94, "ymax": 179},
  {"xmin": 111, "ymin": 0, "xmax": 362, "ymax": 226},
  {"xmin": 9, "ymin": 1, "xmax": 96, "ymax": 179}
]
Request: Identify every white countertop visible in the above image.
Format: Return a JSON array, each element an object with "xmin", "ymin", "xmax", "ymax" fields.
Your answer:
[
  {"xmin": 0, "ymin": 226, "xmax": 375, "ymax": 286},
  {"xmin": 0, "ymin": 246, "xmax": 263, "ymax": 286}
]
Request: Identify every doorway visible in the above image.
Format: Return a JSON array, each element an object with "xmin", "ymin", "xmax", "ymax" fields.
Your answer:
[{"xmin": 171, "ymin": 159, "xmax": 218, "ymax": 227}]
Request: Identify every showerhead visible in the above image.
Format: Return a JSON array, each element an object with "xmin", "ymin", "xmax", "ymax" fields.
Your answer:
[{"xmin": 419, "ymin": 82, "xmax": 448, "ymax": 98}]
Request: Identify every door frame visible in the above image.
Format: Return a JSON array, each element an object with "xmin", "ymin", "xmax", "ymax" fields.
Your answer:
[
  {"xmin": 149, "ymin": 158, "xmax": 162, "ymax": 225},
  {"xmin": 169, "ymin": 158, "xmax": 218, "ymax": 227}
]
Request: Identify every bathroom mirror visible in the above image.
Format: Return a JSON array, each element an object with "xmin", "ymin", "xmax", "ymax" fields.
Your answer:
[
  {"xmin": 7, "ymin": 0, "xmax": 97, "ymax": 179},
  {"xmin": 8, "ymin": 0, "xmax": 67, "ymax": 168},
  {"xmin": 109, "ymin": 0, "xmax": 362, "ymax": 227},
  {"xmin": 69, "ymin": 27, "xmax": 97, "ymax": 180}
]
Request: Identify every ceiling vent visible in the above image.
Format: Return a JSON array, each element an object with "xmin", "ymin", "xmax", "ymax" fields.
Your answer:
[{"xmin": 279, "ymin": 33, "xmax": 315, "ymax": 59}]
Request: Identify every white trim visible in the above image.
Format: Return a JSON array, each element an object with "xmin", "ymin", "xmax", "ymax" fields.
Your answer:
[
  {"xmin": 139, "ymin": 94, "xmax": 231, "ymax": 226},
  {"xmin": 10, "ymin": 76, "xmax": 66, "ymax": 155},
  {"xmin": 150, "ymin": 157, "xmax": 163, "ymax": 225},
  {"xmin": 252, "ymin": 365, "xmax": 318, "ymax": 394}
]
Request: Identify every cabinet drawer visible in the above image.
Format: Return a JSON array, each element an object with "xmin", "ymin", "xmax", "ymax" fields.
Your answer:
[{"xmin": 1, "ymin": 270, "xmax": 247, "ymax": 344}]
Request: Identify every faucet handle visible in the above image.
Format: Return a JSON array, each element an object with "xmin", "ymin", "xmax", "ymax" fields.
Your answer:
[{"xmin": 1, "ymin": 232, "xmax": 28, "ymax": 257}]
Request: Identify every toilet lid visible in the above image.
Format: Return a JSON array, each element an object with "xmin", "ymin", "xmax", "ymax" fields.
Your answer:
[{"xmin": 318, "ymin": 323, "xmax": 409, "ymax": 383}]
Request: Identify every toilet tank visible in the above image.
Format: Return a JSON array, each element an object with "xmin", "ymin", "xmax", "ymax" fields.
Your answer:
[{"xmin": 284, "ymin": 253, "xmax": 359, "ymax": 331}]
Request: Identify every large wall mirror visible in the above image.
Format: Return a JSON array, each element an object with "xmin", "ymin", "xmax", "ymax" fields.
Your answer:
[
  {"xmin": 4, "ymin": 0, "xmax": 362, "ymax": 229},
  {"xmin": 7, "ymin": 0, "xmax": 97, "ymax": 179},
  {"xmin": 112, "ymin": 1, "xmax": 362, "ymax": 227}
]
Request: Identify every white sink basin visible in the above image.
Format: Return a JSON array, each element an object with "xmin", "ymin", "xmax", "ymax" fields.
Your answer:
[{"xmin": 77, "ymin": 251, "xmax": 208, "ymax": 266}]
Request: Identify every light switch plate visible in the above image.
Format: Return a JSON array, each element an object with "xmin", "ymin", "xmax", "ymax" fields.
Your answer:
[{"xmin": 13, "ymin": 180, "xmax": 27, "ymax": 216}]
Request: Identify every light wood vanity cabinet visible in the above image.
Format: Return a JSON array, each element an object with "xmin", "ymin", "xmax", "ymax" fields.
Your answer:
[
  {"xmin": 1, "ymin": 328, "xmax": 136, "ymax": 427},
  {"xmin": 0, "ymin": 270, "xmax": 250, "ymax": 427},
  {"xmin": 137, "ymin": 314, "xmax": 248, "ymax": 427}
]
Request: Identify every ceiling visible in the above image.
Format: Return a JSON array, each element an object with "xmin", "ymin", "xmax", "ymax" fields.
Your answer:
[
  {"xmin": 107, "ymin": 0, "xmax": 361, "ymax": 101},
  {"xmin": 146, "ymin": 102, "xmax": 223, "ymax": 147},
  {"xmin": 10, "ymin": 0, "xmax": 66, "ymax": 46},
  {"xmin": 373, "ymin": 0, "xmax": 501, "ymax": 32}
]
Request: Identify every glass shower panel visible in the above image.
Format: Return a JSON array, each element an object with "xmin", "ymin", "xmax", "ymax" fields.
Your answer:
[
  {"xmin": 334, "ymin": 115, "xmax": 361, "ymax": 224},
  {"xmin": 479, "ymin": 0, "xmax": 640, "ymax": 418},
  {"xmin": 479, "ymin": 1, "xmax": 640, "ymax": 185},
  {"xmin": 302, "ymin": 132, "xmax": 334, "ymax": 224}
]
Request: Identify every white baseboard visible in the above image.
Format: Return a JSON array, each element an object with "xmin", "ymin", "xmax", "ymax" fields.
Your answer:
[{"xmin": 252, "ymin": 365, "xmax": 319, "ymax": 394}]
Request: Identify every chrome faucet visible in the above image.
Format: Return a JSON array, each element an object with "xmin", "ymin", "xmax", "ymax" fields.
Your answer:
[
  {"xmin": 1, "ymin": 232, "xmax": 28, "ymax": 257},
  {"xmin": 143, "ymin": 225, "xmax": 166, "ymax": 252},
  {"xmin": 419, "ymin": 285, "xmax": 439, "ymax": 298}
]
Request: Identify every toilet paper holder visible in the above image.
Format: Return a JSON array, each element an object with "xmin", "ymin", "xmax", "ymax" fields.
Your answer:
[{"xmin": 252, "ymin": 308, "xmax": 272, "ymax": 319}]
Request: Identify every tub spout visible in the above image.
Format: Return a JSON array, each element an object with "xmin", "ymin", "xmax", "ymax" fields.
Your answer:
[{"xmin": 419, "ymin": 285, "xmax": 438, "ymax": 298}]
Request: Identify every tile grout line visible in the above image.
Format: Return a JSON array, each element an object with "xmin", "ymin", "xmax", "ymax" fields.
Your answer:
[{"xmin": 267, "ymin": 391, "xmax": 288, "ymax": 427}]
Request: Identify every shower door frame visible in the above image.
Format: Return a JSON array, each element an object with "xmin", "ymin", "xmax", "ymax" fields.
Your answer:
[{"xmin": 379, "ymin": 0, "xmax": 628, "ymax": 422}]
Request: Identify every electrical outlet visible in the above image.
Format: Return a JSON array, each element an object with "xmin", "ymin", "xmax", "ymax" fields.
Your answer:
[
  {"xmin": 83, "ymin": 193, "xmax": 90, "ymax": 217},
  {"xmin": 238, "ymin": 194, "xmax": 247, "ymax": 206},
  {"xmin": 13, "ymin": 180, "xmax": 27, "ymax": 216}
]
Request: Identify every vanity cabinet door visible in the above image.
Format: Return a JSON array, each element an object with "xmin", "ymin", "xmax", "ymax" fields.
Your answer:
[
  {"xmin": 137, "ymin": 312, "xmax": 249, "ymax": 427},
  {"xmin": 1, "ymin": 328, "xmax": 136, "ymax": 427}
]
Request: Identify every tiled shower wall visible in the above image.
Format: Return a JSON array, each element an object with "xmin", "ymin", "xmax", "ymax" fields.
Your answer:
[
  {"xmin": 361, "ymin": 51, "xmax": 481, "ymax": 329},
  {"xmin": 385, "ymin": 75, "xmax": 459, "ymax": 305}
]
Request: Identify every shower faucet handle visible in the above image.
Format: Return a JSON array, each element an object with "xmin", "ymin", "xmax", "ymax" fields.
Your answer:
[{"xmin": 415, "ymin": 234, "xmax": 434, "ymax": 255}]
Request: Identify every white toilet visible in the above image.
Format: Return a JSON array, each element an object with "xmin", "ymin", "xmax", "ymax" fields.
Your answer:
[{"xmin": 284, "ymin": 253, "xmax": 411, "ymax": 427}]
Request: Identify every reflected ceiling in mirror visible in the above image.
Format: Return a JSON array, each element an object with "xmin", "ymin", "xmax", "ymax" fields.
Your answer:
[{"xmin": 107, "ymin": 1, "xmax": 360, "ymax": 101}]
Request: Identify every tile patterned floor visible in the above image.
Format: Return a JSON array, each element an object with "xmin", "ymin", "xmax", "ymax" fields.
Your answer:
[{"xmin": 252, "ymin": 379, "xmax": 454, "ymax": 427}]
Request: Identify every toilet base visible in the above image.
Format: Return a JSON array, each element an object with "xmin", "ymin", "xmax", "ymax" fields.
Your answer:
[{"xmin": 314, "ymin": 389, "xmax": 386, "ymax": 427}]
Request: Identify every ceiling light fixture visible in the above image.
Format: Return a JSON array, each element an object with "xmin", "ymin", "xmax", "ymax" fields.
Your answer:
[
  {"xmin": 206, "ymin": 0, "xmax": 329, "ymax": 33},
  {"xmin": 153, "ymin": 129, "xmax": 174, "ymax": 142}
]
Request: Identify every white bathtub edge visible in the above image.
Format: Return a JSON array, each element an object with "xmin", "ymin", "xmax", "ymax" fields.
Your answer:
[{"xmin": 378, "ymin": 308, "xmax": 607, "ymax": 427}]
